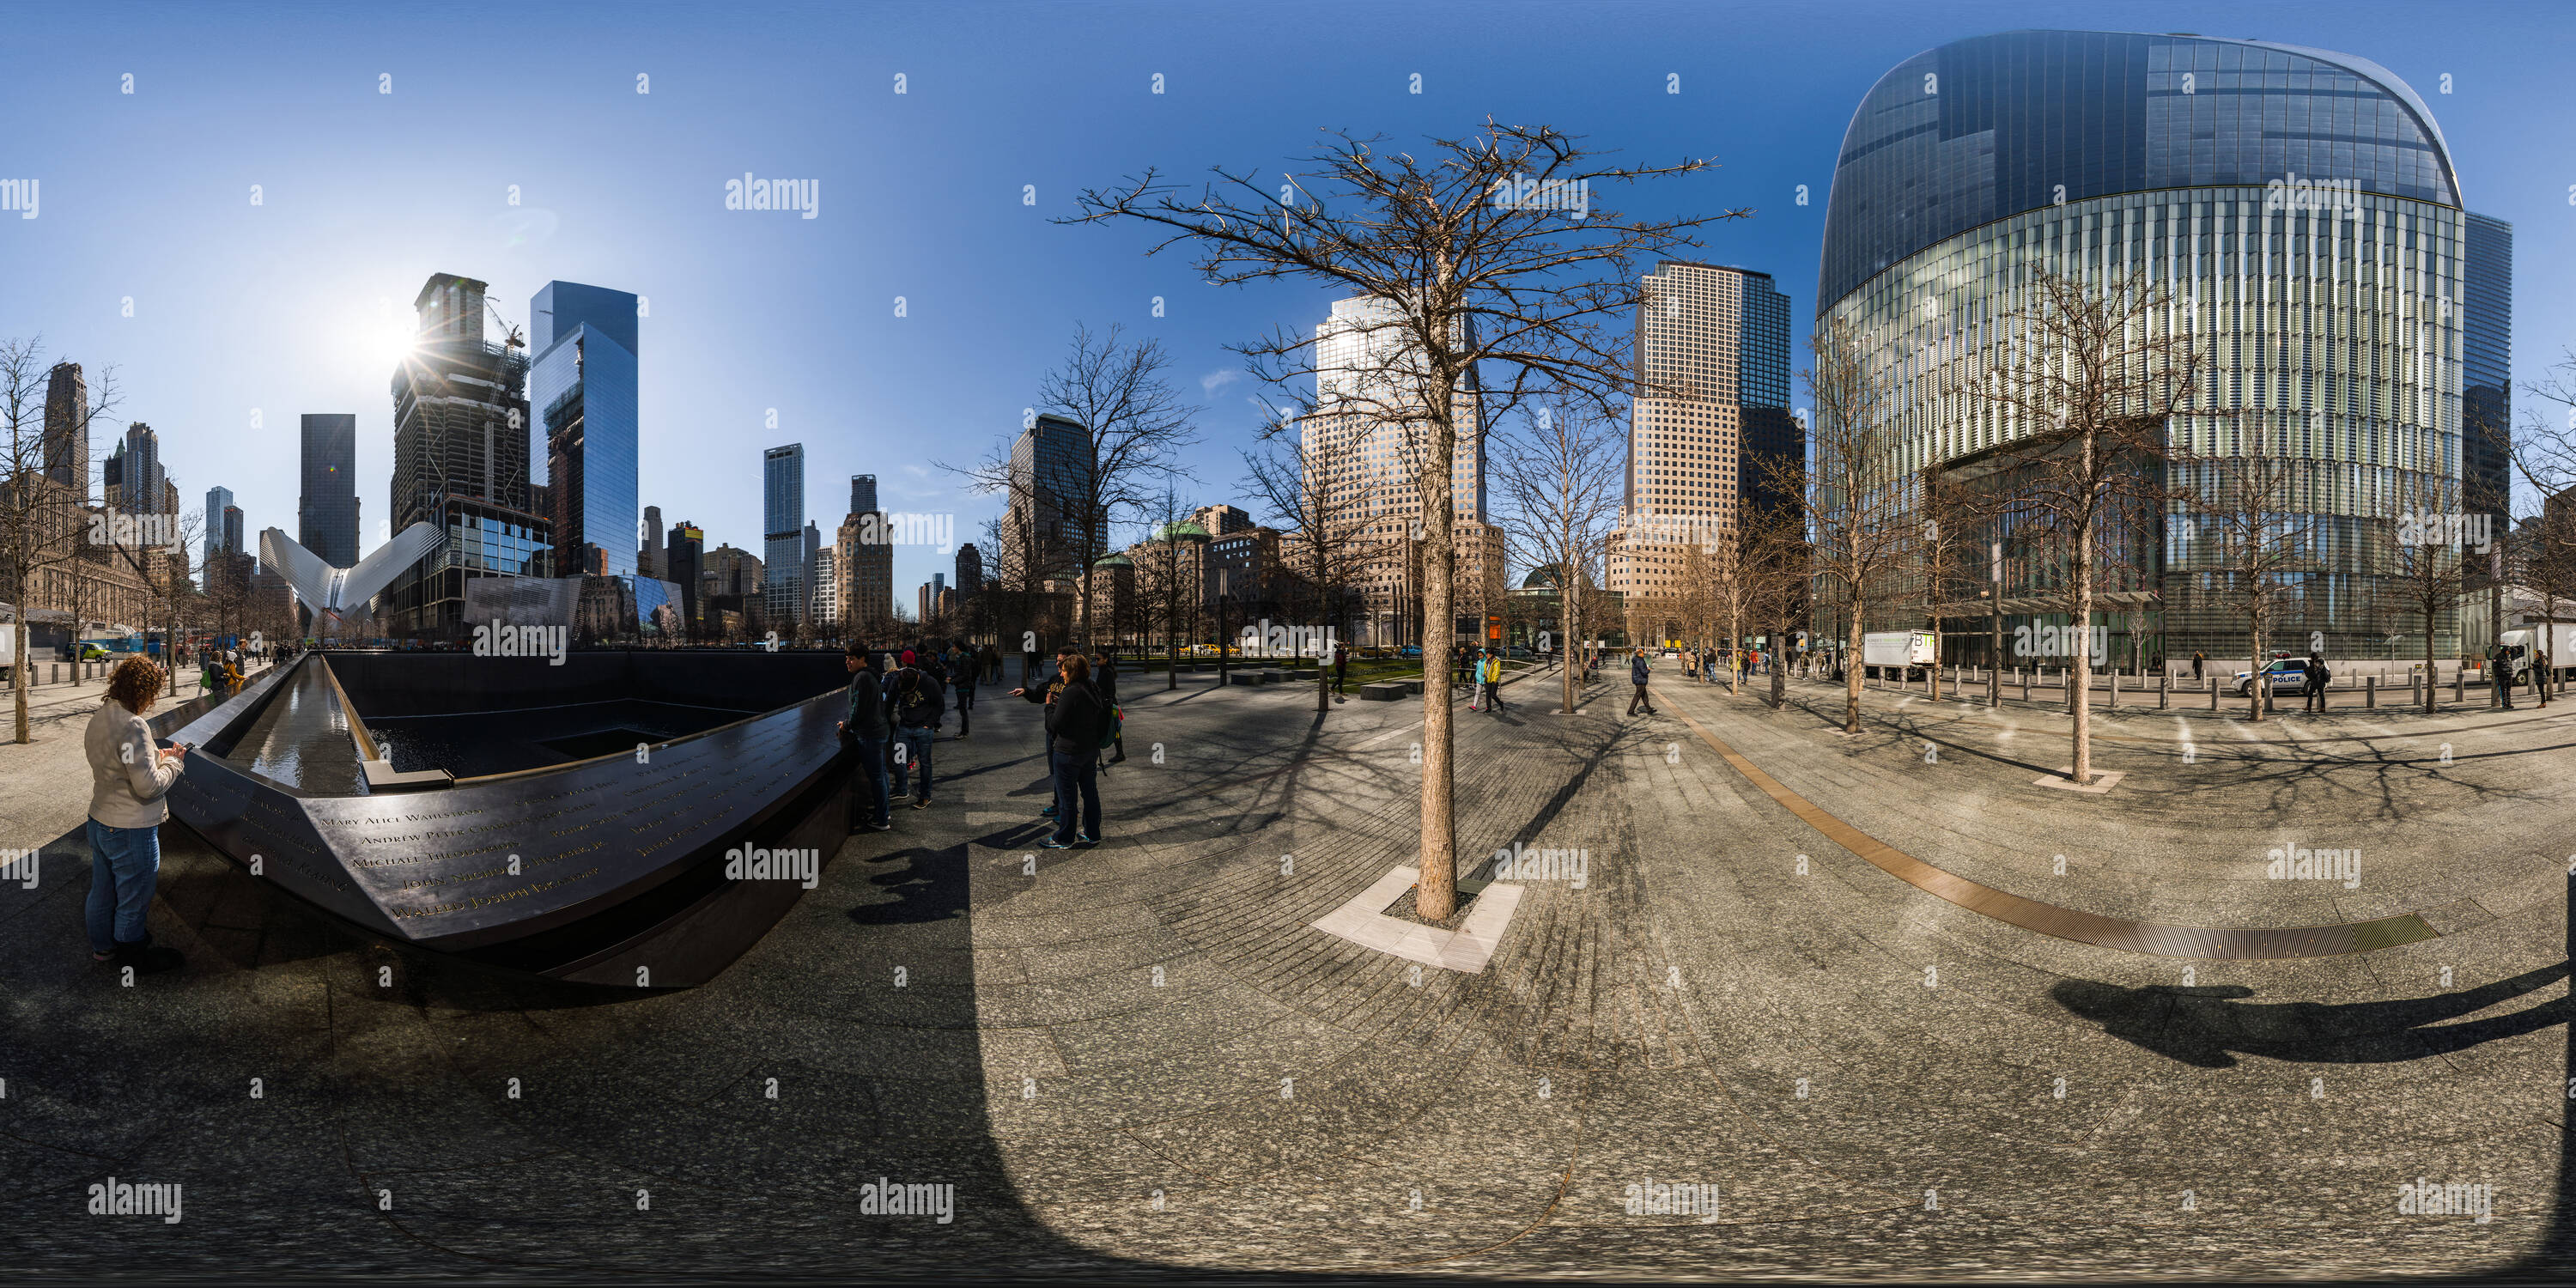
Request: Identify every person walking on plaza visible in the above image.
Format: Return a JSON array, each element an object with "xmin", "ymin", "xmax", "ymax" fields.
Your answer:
[
  {"xmin": 85, "ymin": 659, "xmax": 191, "ymax": 975},
  {"xmin": 2192, "ymin": 651, "xmax": 2205, "ymax": 681},
  {"xmin": 945, "ymin": 643, "xmax": 975, "ymax": 738},
  {"xmin": 889, "ymin": 651, "xmax": 945, "ymax": 808},
  {"xmin": 838, "ymin": 645, "xmax": 892, "ymax": 833},
  {"xmin": 1040, "ymin": 653, "xmax": 1110, "ymax": 849},
  {"xmin": 1333, "ymin": 643, "xmax": 1349, "ymax": 699},
  {"xmin": 1481, "ymin": 647, "xmax": 1506, "ymax": 714},
  {"xmin": 2492, "ymin": 641, "xmax": 2517, "ymax": 711},
  {"xmin": 1626, "ymin": 647, "xmax": 1657, "ymax": 716},
  {"xmin": 2303, "ymin": 651, "xmax": 2330, "ymax": 714}
]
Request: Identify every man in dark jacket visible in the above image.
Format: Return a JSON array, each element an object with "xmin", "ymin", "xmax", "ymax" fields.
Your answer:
[
  {"xmin": 1015, "ymin": 646, "xmax": 1078, "ymax": 821},
  {"xmin": 889, "ymin": 653, "xmax": 945, "ymax": 808},
  {"xmin": 1042, "ymin": 654, "xmax": 1109, "ymax": 848},
  {"xmin": 2303, "ymin": 652, "xmax": 2330, "ymax": 714},
  {"xmin": 1627, "ymin": 648, "xmax": 1656, "ymax": 715},
  {"xmin": 838, "ymin": 645, "xmax": 892, "ymax": 832}
]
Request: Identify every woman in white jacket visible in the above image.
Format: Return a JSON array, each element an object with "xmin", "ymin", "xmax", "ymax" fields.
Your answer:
[{"xmin": 85, "ymin": 658, "xmax": 191, "ymax": 974}]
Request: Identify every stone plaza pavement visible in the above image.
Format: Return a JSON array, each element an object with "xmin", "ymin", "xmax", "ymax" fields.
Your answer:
[{"xmin": 3, "ymin": 658, "xmax": 2573, "ymax": 1280}]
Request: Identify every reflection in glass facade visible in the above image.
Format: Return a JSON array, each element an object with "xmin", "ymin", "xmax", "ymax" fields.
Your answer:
[
  {"xmin": 1820, "ymin": 31, "xmax": 2505, "ymax": 665},
  {"xmin": 2463, "ymin": 212, "xmax": 2512, "ymax": 534},
  {"xmin": 531, "ymin": 281, "xmax": 641, "ymax": 579}
]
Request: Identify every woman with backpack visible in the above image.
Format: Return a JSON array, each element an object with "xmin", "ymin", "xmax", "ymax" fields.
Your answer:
[{"xmin": 1041, "ymin": 653, "xmax": 1109, "ymax": 849}]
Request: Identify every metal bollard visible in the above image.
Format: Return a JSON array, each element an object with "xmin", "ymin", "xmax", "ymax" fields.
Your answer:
[
  {"xmin": 2209, "ymin": 676, "xmax": 2219, "ymax": 710},
  {"xmin": 2110, "ymin": 671, "xmax": 2119, "ymax": 708},
  {"xmin": 2454, "ymin": 669, "xmax": 2464, "ymax": 702},
  {"xmin": 2159, "ymin": 673, "xmax": 2170, "ymax": 709},
  {"xmin": 2366, "ymin": 675, "xmax": 2376, "ymax": 709}
]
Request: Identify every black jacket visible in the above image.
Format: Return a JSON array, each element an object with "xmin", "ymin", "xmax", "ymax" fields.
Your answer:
[
  {"xmin": 892, "ymin": 666, "xmax": 945, "ymax": 728},
  {"xmin": 1046, "ymin": 678, "xmax": 1110, "ymax": 756},
  {"xmin": 843, "ymin": 669, "xmax": 887, "ymax": 740},
  {"xmin": 1093, "ymin": 659, "xmax": 1119, "ymax": 703}
]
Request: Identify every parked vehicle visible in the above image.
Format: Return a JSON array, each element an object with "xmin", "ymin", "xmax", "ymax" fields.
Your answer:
[
  {"xmin": 1398, "ymin": 645, "xmax": 1423, "ymax": 659},
  {"xmin": 2233, "ymin": 659, "xmax": 2315, "ymax": 698},
  {"xmin": 2500, "ymin": 625, "xmax": 2576, "ymax": 680},
  {"xmin": 1862, "ymin": 631, "xmax": 1937, "ymax": 674}
]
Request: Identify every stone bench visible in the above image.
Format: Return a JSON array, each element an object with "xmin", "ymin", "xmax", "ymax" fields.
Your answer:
[{"xmin": 1358, "ymin": 682, "xmax": 1406, "ymax": 702}]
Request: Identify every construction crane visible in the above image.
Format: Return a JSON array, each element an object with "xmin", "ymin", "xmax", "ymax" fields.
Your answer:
[{"xmin": 485, "ymin": 300, "xmax": 526, "ymax": 349}]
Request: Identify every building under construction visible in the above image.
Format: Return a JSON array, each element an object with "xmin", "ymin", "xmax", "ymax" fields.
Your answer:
[{"xmin": 380, "ymin": 272, "xmax": 553, "ymax": 639}]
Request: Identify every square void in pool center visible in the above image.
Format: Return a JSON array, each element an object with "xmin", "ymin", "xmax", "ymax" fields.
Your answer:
[{"xmin": 365, "ymin": 700, "xmax": 755, "ymax": 778}]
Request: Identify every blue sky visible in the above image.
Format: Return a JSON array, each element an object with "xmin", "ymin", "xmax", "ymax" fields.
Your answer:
[{"xmin": 5, "ymin": 0, "xmax": 2569, "ymax": 611}]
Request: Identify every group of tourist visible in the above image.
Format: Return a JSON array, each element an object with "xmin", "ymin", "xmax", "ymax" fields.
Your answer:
[{"xmin": 835, "ymin": 639, "xmax": 1121, "ymax": 851}]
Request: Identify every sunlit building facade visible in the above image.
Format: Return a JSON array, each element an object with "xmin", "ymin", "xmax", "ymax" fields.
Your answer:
[{"xmin": 1820, "ymin": 30, "xmax": 2505, "ymax": 665}]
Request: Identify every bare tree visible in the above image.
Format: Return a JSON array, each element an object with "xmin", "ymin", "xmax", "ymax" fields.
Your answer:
[
  {"xmin": 1073, "ymin": 122, "xmax": 1741, "ymax": 918},
  {"xmin": 946, "ymin": 325, "xmax": 1198, "ymax": 648},
  {"xmin": 1912, "ymin": 471, "xmax": 1990, "ymax": 703},
  {"xmin": 2379, "ymin": 465, "xmax": 2462, "ymax": 713},
  {"xmin": 2177, "ymin": 420, "xmax": 2315, "ymax": 720},
  {"xmin": 1803, "ymin": 315, "xmax": 1913, "ymax": 733},
  {"xmin": 1243, "ymin": 431, "xmax": 1373, "ymax": 712},
  {"xmin": 1, "ymin": 338, "xmax": 123, "ymax": 741},
  {"xmin": 1491, "ymin": 398, "xmax": 1623, "ymax": 714},
  {"xmin": 1971, "ymin": 270, "xmax": 2206, "ymax": 785}
]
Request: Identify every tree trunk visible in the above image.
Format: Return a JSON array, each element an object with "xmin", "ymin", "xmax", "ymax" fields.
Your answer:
[
  {"xmin": 1842, "ymin": 589, "xmax": 1864, "ymax": 734},
  {"xmin": 2069, "ymin": 522, "xmax": 2094, "ymax": 785},
  {"xmin": 1418, "ymin": 435, "xmax": 1458, "ymax": 921}
]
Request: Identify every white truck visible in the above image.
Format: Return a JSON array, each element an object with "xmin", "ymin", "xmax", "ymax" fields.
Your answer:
[
  {"xmin": 2500, "ymin": 624, "xmax": 2576, "ymax": 682},
  {"xmin": 1862, "ymin": 631, "xmax": 1937, "ymax": 674}
]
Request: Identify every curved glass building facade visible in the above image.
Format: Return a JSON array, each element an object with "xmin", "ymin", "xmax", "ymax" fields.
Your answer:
[{"xmin": 1819, "ymin": 29, "xmax": 2506, "ymax": 665}]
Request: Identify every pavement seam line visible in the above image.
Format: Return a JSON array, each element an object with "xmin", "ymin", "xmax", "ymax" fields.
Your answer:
[{"xmin": 1655, "ymin": 684, "xmax": 2442, "ymax": 961}]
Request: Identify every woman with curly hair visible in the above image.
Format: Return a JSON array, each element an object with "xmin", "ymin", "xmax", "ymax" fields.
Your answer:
[{"xmin": 84, "ymin": 658, "xmax": 191, "ymax": 975}]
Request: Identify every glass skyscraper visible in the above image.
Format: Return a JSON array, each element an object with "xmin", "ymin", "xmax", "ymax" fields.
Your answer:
[
  {"xmin": 1820, "ymin": 29, "xmax": 2506, "ymax": 664},
  {"xmin": 763, "ymin": 443, "xmax": 805, "ymax": 624},
  {"xmin": 298, "ymin": 413, "xmax": 360, "ymax": 568},
  {"xmin": 531, "ymin": 280, "xmax": 641, "ymax": 579}
]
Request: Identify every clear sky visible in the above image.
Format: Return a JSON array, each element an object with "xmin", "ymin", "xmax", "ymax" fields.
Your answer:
[{"xmin": 5, "ymin": 0, "xmax": 2569, "ymax": 611}]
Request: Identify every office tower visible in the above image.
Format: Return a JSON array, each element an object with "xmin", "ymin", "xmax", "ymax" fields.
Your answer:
[
  {"xmin": 1823, "ymin": 30, "xmax": 2481, "ymax": 662},
  {"xmin": 955, "ymin": 543, "xmax": 982, "ymax": 603},
  {"xmin": 1303, "ymin": 295, "xmax": 1504, "ymax": 645},
  {"xmin": 204, "ymin": 486, "xmax": 234, "ymax": 568},
  {"xmin": 2464, "ymin": 213, "xmax": 2514, "ymax": 544},
  {"xmin": 222, "ymin": 505, "xmax": 244, "ymax": 559},
  {"xmin": 386, "ymin": 271, "xmax": 550, "ymax": 637},
  {"xmin": 1607, "ymin": 262, "xmax": 1799, "ymax": 618},
  {"xmin": 531, "ymin": 280, "xmax": 641, "ymax": 579},
  {"xmin": 1190, "ymin": 503, "xmax": 1255, "ymax": 535},
  {"xmin": 809, "ymin": 548, "xmax": 838, "ymax": 627},
  {"xmin": 837, "ymin": 496, "xmax": 894, "ymax": 639},
  {"xmin": 802, "ymin": 520, "xmax": 821, "ymax": 613},
  {"xmin": 118, "ymin": 423, "xmax": 164, "ymax": 514},
  {"xmin": 639, "ymin": 505, "xmax": 665, "ymax": 579},
  {"xmin": 762, "ymin": 444, "xmax": 805, "ymax": 624},
  {"xmin": 43, "ymin": 361, "xmax": 88, "ymax": 496},
  {"xmin": 298, "ymin": 414, "xmax": 361, "ymax": 568},
  {"xmin": 666, "ymin": 521, "xmax": 704, "ymax": 636},
  {"xmin": 916, "ymin": 575, "xmax": 947, "ymax": 624},
  {"xmin": 1007, "ymin": 414, "xmax": 1096, "ymax": 583}
]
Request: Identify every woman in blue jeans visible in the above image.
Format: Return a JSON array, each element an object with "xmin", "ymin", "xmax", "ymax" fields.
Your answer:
[
  {"xmin": 85, "ymin": 658, "xmax": 190, "ymax": 975},
  {"xmin": 1039, "ymin": 654, "xmax": 1109, "ymax": 848}
]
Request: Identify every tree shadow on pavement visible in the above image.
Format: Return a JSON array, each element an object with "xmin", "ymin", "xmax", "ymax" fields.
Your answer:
[{"xmin": 2050, "ymin": 963, "xmax": 2570, "ymax": 1068}]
